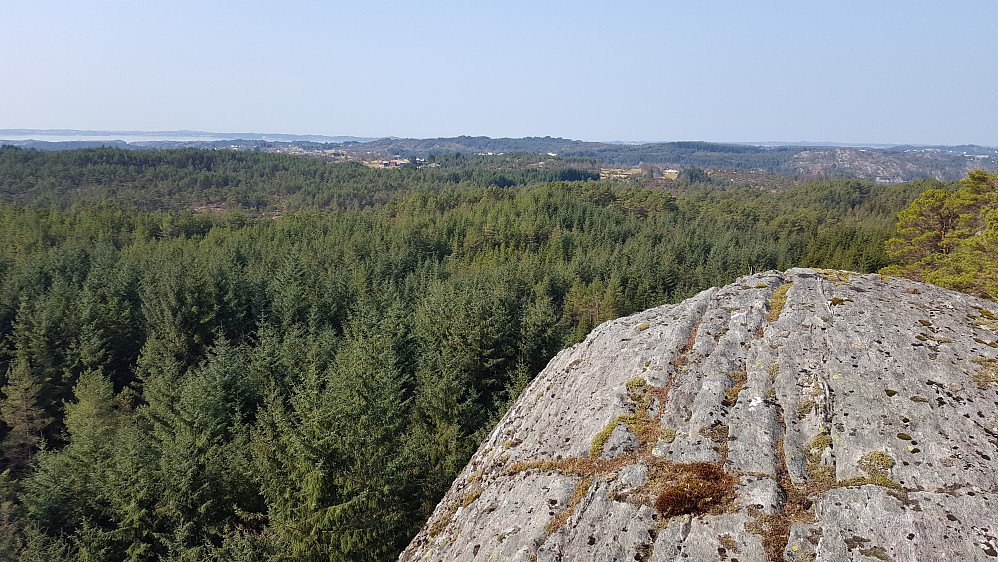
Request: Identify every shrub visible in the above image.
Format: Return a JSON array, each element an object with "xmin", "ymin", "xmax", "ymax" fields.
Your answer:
[{"xmin": 655, "ymin": 462, "xmax": 735, "ymax": 519}]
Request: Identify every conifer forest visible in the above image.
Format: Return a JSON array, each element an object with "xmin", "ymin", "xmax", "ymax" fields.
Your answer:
[{"xmin": 0, "ymin": 146, "xmax": 993, "ymax": 560}]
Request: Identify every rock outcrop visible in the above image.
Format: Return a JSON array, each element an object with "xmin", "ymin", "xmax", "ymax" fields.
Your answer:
[{"xmin": 400, "ymin": 269, "xmax": 998, "ymax": 562}]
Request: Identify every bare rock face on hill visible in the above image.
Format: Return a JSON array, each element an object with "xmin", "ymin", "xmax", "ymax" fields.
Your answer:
[{"xmin": 399, "ymin": 269, "xmax": 998, "ymax": 562}]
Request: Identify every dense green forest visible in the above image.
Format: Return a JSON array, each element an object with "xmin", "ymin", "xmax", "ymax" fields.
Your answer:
[
  {"xmin": 881, "ymin": 166, "xmax": 998, "ymax": 300},
  {"xmin": 0, "ymin": 147, "xmax": 940, "ymax": 560},
  {"xmin": 10, "ymin": 137, "xmax": 995, "ymax": 182},
  {"xmin": 0, "ymin": 147, "xmax": 600, "ymax": 211}
]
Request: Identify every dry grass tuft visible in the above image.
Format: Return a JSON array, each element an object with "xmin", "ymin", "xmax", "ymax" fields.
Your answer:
[
  {"xmin": 461, "ymin": 486, "xmax": 482, "ymax": 507},
  {"xmin": 655, "ymin": 462, "xmax": 737, "ymax": 519},
  {"xmin": 972, "ymin": 358, "xmax": 998, "ymax": 389},
  {"xmin": 804, "ymin": 463, "xmax": 836, "ymax": 485},
  {"xmin": 817, "ymin": 269, "xmax": 852, "ymax": 285},
  {"xmin": 672, "ymin": 320, "xmax": 702, "ymax": 370},
  {"xmin": 659, "ymin": 427, "xmax": 677, "ymax": 444},
  {"xmin": 766, "ymin": 363, "xmax": 780, "ymax": 381},
  {"xmin": 797, "ymin": 399, "xmax": 815, "ymax": 417},
  {"xmin": 545, "ymin": 475, "xmax": 594, "ymax": 534},
  {"xmin": 857, "ymin": 451, "xmax": 894, "ymax": 479},
  {"xmin": 766, "ymin": 283, "xmax": 794, "ymax": 322},
  {"xmin": 803, "ymin": 433, "xmax": 835, "ymax": 486},
  {"xmin": 744, "ymin": 438, "xmax": 818, "ymax": 561},
  {"xmin": 804, "ymin": 434, "xmax": 832, "ymax": 463},
  {"xmin": 722, "ymin": 368, "xmax": 748, "ymax": 407}
]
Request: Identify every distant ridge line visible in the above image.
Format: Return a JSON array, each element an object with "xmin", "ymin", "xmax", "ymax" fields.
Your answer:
[
  {"xmin": 3, "ymin": 130, "xmax": 996, "ymax": 150},
  {"xmin": 2, "ymin": 132, "xmax": 995, "ymax": 183}
]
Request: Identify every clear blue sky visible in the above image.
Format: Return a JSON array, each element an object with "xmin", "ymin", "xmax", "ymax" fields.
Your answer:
[{"xmin": 2, "ymin": 0, "xmax": 996, "ymax": 145}]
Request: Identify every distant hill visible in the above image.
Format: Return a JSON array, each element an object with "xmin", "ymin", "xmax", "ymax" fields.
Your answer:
[
  {"xmin": 347, "ymin": 138, "xmax": 998, "ymax": 182},
  {"xmin": 2, "ymin": 131, "xmax": 995, "ymax": 182}
]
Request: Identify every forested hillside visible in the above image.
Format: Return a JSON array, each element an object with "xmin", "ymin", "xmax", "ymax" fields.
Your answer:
[
  {"xmin": 0, "ymin": 147, "xmax": 938, "ymax": 560},
  {"xmin": 6, "ymin": 136, "xmax": 995, "ymax": 182},
  {"xmin": 0, "ymin": 147, "xmax": 599, "ymax": 211}
]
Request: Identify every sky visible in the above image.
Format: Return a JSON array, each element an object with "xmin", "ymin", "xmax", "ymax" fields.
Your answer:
[{"xmin": 2, "ymin": 0, "xmax": 996, "ymax": 145}]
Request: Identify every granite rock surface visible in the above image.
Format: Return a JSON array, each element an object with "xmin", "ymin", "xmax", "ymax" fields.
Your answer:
[{"xmin": 400, "ymin": 269, "xmax": 998, "ymax": 562}]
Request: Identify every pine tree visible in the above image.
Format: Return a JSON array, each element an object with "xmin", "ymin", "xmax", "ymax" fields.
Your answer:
[{"xmin": 882, "ymin": 165, "xmax": 998, "ymax": 300}]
